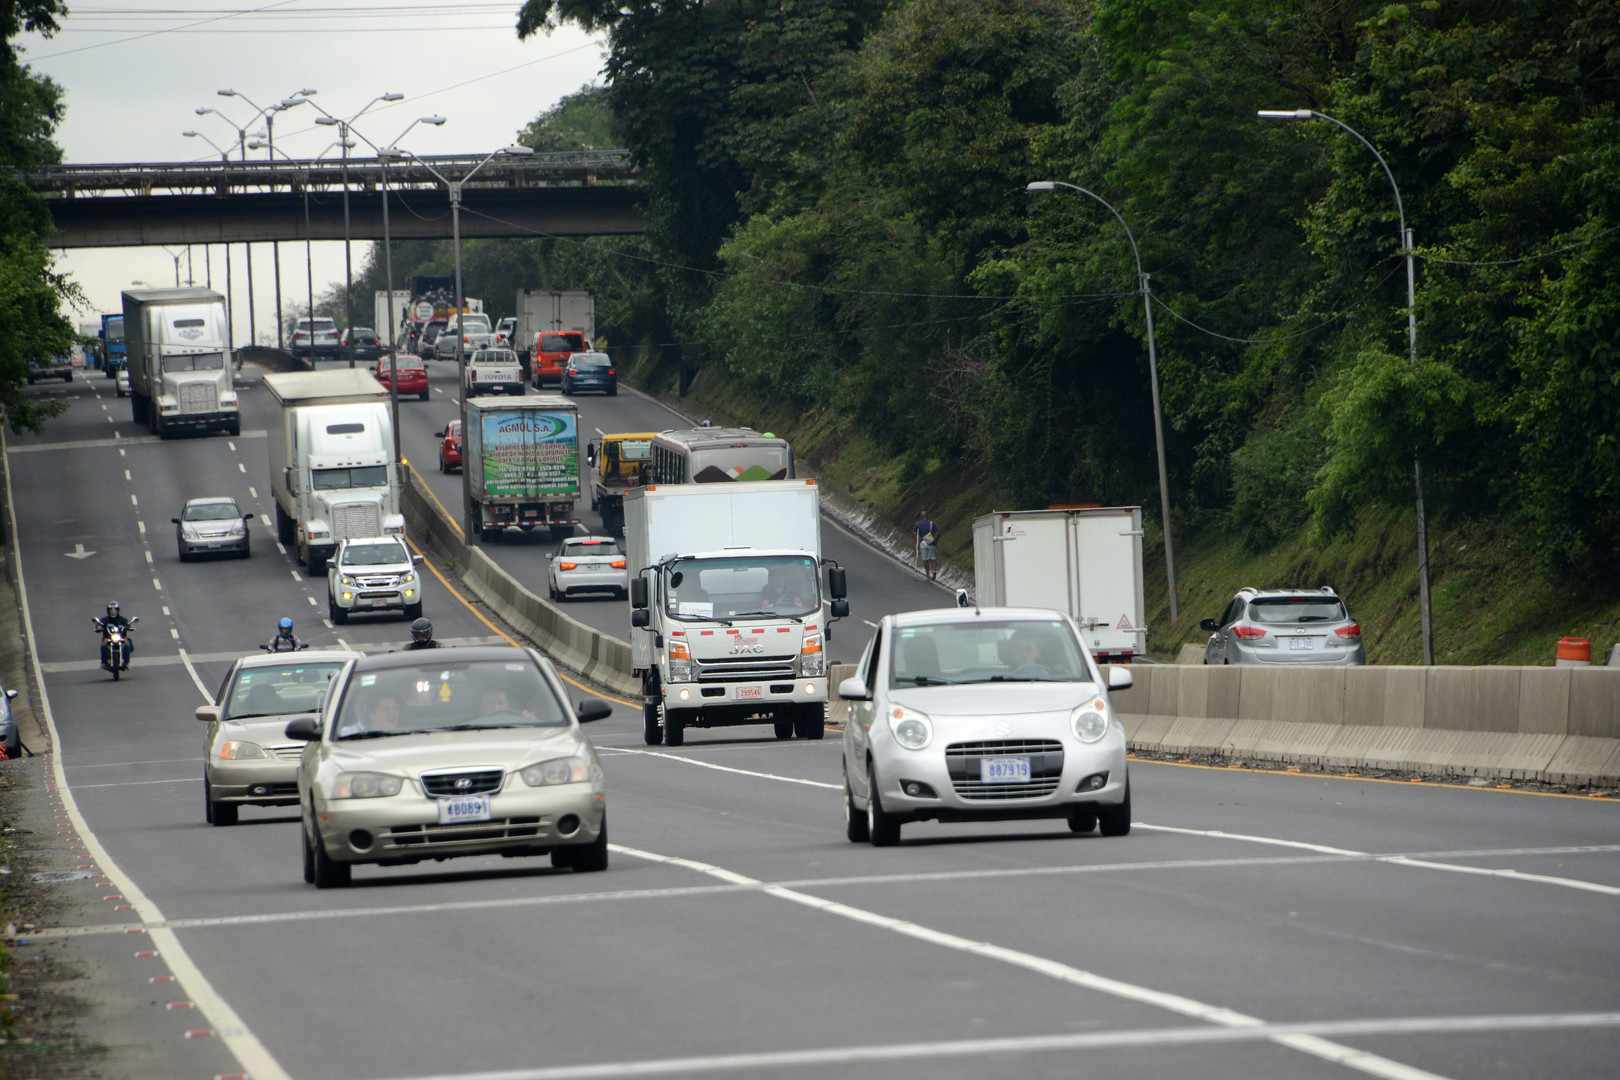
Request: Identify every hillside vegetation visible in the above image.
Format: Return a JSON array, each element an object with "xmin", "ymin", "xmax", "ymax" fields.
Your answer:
[{"xmin": 336, "ymin": 0, "xmax": 1619, "ymax": 663}]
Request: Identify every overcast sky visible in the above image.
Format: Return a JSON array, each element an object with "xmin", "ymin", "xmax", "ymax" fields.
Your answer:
[{"xmin": 20, "ymin": 1, "xmax": 607, "ymax": 343}]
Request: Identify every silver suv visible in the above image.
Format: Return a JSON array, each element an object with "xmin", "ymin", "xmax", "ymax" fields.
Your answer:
[{"xmin": 1200, "ymin": 587, "xmax": 1365, "ymax": 666}]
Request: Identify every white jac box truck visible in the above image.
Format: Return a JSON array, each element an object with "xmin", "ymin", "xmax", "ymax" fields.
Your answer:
[
  {"xmin": 262, "ymin": 369, "xmax": 405, "ymax": 572},
  {"xmin": 972, "ymin": 506, "xmax": 1146, "ymax": 662},
  {"xmin": 122, "ymin": 287, "xmax": 240, "ymax": 437},
  {"xmin": 626, "ymin": 480, "xmax": 849, "ymax": 747}
]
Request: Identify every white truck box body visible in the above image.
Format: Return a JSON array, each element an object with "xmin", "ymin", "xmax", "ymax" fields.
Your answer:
[
  {"xmin": 515, "ymin": 288, "xmax": 595, "ymax": 358},
  {"xmin": 972, "ymin": 507, "xmax": 1146, "ymax": 660},
  {"xmin": 374, "ymin": 290, "xmax": 411, "ymax": 343},
  {"xmin": 464, "ymin": 396, "xmax": 581, "ymax": 538},
  {"xmin": 122, "ymin": 287, "xmax": 238, "ymax": 435}
]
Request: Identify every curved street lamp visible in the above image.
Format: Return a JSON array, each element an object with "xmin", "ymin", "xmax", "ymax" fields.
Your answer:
[
  {"xmin": 1258, "ymin": 108, "xmax": 1432, "ymax": 665},
  {"xmin": 1026, "ymin": 180, "xmax": 1178, "ymax": 623}
]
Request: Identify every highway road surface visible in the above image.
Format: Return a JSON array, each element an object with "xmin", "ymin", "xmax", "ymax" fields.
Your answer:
[{"xmin": 7, "ymin": 368, "xmax": 1619, "ymax": 1080}]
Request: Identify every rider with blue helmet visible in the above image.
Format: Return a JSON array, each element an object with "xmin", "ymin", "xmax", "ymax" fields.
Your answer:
[{"xmin": 266, "ymin": 616, "xmax": 304, "ymax": 652}]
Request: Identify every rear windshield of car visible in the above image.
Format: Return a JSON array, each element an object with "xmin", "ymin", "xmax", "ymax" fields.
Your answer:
[
  {"xmin": 540, "ymin": 333, "xmax": 585, "ymax": 353},
  {"xmin": 298, "ymin": 319, "xmax": 337, "ymax": 332},
  {"xmin": 1248, "ymin": 598, "xmax": 1348, "ymax": 623},
  {"xmin": 570, "ymin": 354, "xmax": 611, "ymax": 369},
  {"xmin": 889, "ymin": 619, "xmax": 1096, "ymax": 686},
  {"xmin": 183, "ymin": 502, "xmax": 241, "ymax": 521},
  {"xmin": 333, "ymin": 658, "xmax": 569, "ymax": 738},
  {"xmin": 382, "ymin": 356, "xmax": 424, "ymax": 370},
  {"xmin": 224, "ymin": 662, "xmax": 347, "ymax": 720}
]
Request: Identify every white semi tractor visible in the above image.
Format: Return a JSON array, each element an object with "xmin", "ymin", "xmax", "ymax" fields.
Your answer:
[
  {"xmin": 262, "ymin": 369, "xmax": 405, "ymax": 572},
  {"xmin": 971, "ymin": 506, "xmax": 1147, "ymax": 663},
  {"xmin": 122, "ymin": 287, "xmax": 240, "ymax": 437},
  {"xmin": 626, "ymin": 480, "xmax": 849, "ymax": 747}
]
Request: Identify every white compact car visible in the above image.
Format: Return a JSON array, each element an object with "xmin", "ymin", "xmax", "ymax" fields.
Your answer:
[
  {"xmin": 326, "ymin": 537, "xmax": 424, "ymax": 623},
  {"xmin": 547, "ymin": 536, "xmax": 629, "ymax": 601},
  {"xmin": 465, "ymin": 348, "xmax": 525, "ymax": 396},
  {"xmin": 839, "ymin": 607, "xmax": 1134, "ymax": 846}
]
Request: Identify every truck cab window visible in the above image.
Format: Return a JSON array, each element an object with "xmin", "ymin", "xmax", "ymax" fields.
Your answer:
[{"xmin": 313, "ymin": 465, "xmax": 388, "ymax": 490}]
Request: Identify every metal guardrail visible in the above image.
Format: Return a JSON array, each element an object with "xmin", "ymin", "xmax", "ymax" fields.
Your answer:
[{"xmin": 9, "ymin": 150, "xmax": 637, "ymax": 197}]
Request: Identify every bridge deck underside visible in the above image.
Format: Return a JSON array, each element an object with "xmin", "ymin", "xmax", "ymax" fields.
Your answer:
[{"xmin": 44, "ymin": 186, "xmax": 647, "ymax": 248}]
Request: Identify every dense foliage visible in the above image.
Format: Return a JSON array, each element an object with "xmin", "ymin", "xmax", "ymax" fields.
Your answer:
[
  {"xmin": 1, "ymin": 0, "xmax": 75, "ymax": 434},
  {"xmin": 381, "ymin": 0, "xmax": 1620, "ymax": 580}
]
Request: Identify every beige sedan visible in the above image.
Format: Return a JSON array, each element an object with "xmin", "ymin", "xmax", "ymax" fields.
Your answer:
[
  {"xmin": 198, "ymin": 649, "xmax": 362, "ymax": 826},
  {"xmin": 288, "ymin": 646, "xmax": 612, "ymax": 888}
]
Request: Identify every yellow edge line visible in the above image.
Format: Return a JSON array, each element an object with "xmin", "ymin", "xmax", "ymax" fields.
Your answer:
[{"xmin": 1130, "ymin": 756, "xmax": 1615, "ymax": 801}]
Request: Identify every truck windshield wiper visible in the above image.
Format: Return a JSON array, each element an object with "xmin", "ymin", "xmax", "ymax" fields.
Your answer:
[
  {"xmin": 668, "ymin": 611, "xmax": 732, "ymax": 626},
  {"xmin": 437, "ymin": 723, "xmax": 522, "ymax": 732},
  {"xmin": 726, "ymin": 610, "xmax": 802, "ymax": 622},
  {"xmin": 338, "ymin": 730, "xmax": 409, "ymax": 740},
  {"xmin": 895, "ymin": 675, "xmax": 951, "ymax": 686}
]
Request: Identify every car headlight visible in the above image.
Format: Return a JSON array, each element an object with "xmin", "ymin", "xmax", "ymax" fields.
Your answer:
[
  {"xmin": 218, "ymin": 740, "xmax": 267, "ymax": 760},
  {"xmin": 668, "ymin": 639, "xmax": 693, "ymax": 683},
  {"xmin": 340, "ymin": 574, "xmax": 356, "ymax": 586},
  {"xmin": 1072, "ymin": 698, "xmax": 1110, "ymax": 743},
  {"xmin": 887, "ymin": 704, "xmax": 932, "ymax": 750},
  {"xmin": 331, "ymin": 772, "xmax": 404, "ymax": 799},
  {"xmin": 520, "ymin": 757, "xmax": 588, "ymax": 787},
  {"xmin": 800, "ymin": 631, "xmax": 824, "ymax": 677},
  {"xmin": 226, "ymin": 522, "xmax": 245, "ymax": 537}
]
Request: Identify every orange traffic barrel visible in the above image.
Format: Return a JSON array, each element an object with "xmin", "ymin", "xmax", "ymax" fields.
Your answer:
[{"xmin": 1556, "ymin": 637, "xmax": 1591, "ymax": 667}]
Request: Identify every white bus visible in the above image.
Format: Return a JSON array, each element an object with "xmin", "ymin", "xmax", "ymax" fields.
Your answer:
[{"xmin": 649, "ymin": 427, "xmax": 794, "ymax": 485}]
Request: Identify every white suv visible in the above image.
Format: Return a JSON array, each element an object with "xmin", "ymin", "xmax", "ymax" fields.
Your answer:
[
  {"xmin": 326, "ymin": 537, "xmax": 423, "ymax": 623},
  {"xmin": 465, "ymin": 348, "xmax": 525, "ymax": 396},
  {"xmin": 292, "ymin": 317, "xmax": 341, "ymax": 362}
]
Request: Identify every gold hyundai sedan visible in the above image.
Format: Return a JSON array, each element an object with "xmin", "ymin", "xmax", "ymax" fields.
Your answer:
[
  {"xmin": 287, "ymin": 646, "xmax": 612, "ymax": 888},
  {"xmin": 198, "ymin": 649, "xmax": 362, "ymax": 826}
]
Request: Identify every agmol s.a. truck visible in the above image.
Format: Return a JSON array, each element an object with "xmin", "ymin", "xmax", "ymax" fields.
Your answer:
[
  {"xmin": 971, "ymin": 506, "xmax": 1146, "ymax": 662},
  {"xmin": 122, "ymin": 288, "xmax": 239, "ymax": 437},
  {"xmin": 626, "ymin": 481, "xmax": 849, "ymax": 747},
  {"xmin": 465, "ymin": 396, "xmax": 581, "ymax": 542},
  {"xmin": 262, "ymin": 370, "xmax": 404, "ymax": 572}
]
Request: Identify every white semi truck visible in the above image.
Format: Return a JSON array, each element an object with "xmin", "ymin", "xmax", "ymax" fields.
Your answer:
[
  {"xmin": 122, "ymin": 287, "xmax": 240, "ymax": 437},
  {"xmin": 626, "ymin": 481, "xmax": 849, "ymax": 747},
  {"xmin": 971, "ymin": 506, "xmax": 1147, "ymax": 663},
  {"xmin": 262, "ymin": 369, "xmax": 405, "ymax": 572}
]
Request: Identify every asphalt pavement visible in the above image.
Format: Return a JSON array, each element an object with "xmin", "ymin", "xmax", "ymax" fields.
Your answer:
[{"xmin": 4, "ymin": 368, "xmax": 1619, "ymax": 1080}]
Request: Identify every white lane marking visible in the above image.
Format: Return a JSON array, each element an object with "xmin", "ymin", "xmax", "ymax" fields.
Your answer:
[
  {"xmin": 322, "ymin": 619, "xmax": 334, "ymax": 629},
  {"xmin": 1136, "ymin": 824, "xmax": 1620, "ymax": 897},
  {"xmin": 136, "ymin": 520, "xmax": 145, "ymax": 535},
  {"xmin": 608, "ymin": 746, "xmax": 839, "ymax": 790},
  {"xmin": 124, "ymin": 469, "xmax": 131, "ymax": 480},
  {"xmin": 336, "ymin": 637, "xmax": 351, "ymax": 650},
  {"xmin": 238, "ymin": 462, "xmax": 246, "ymax": 473},
  {"xmin": 290, "ymin": 570, "xmax": 302, "ymax": 582},
  {"xmin": 118, "ymin": 447, "xmax": 125, "ymax": 457},
  {"xmin": 129, "ymin": 494, "xmax": 137, "ymax": 506},
  {"xmin": 249, "ymin": 486, "xmax": 258, "ymax": 498},
  {"xmin": 358, "ymin": 1014, "xmax": 1620, "ymax": 1080},
  {"xmin": 862, "ymin": 619, "xmax": 878, "ymax": 628},
  {"xmin": 613, "ymin": 843, "xmax": 1452, "ymax": 1080},
  {"xmin": 228, "ymin": 441, "xmax": 237, "ymax": 451},
  {"xmin": 151, "ymin": 577, "xmax": 161, "ymax": 590},
  {"xmin": 74, "ymin": 777, "xmax": 200, "ymax": 790},
  {"xmin": 276, "ymin": 542, "xmax": 286, "ymax": 555},
  {"xmin": 169, "ymin": 628, "xmax": 178, "ymax": 640},
  {"xmin": 177, "ymin": 648, "xmax": 214, "ymax": 703},
  {"xmin": 162, "ymin": 605, "xmax": 170, "ymax": 616},
  {"xmin": 106, "ymin": 415, "xmax": 114, "ymax": 423},
  {"xmin": 1, "ymin": 439, "xmax": 290, "ymax": 1080},
  {"xmin": 144, "ymin": 550, "xmax": 153, "ymax": 565},
  {"xmin": 307, "ymin": 595, "xmax": 318, "ymax": 606},
  {"xmin": 260, "ymin": 514, "xmax": 272, "ymax": 527}
]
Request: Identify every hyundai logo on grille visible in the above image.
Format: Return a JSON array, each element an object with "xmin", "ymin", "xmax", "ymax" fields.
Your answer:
[{"xmin": 454, "ymin": 777, "xmax": 473, "ymax": 790}]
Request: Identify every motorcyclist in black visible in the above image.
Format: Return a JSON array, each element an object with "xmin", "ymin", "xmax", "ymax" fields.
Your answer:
[
  {"xmin": 93, "ymin": 601, "xmax": 134, "ymax": 667},
  {"xmin": 265, "ymin": 616, "xmax": 305, "ymax": 652},
  {"xmin": 405, "ymin": 617, "xmax": 440, "ymax": 649}
]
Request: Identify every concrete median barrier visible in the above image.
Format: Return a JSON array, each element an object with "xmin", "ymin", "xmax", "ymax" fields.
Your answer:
[{"xmin": 1111, "ymin": 664, "xmax": 1620, "ymax": 787}]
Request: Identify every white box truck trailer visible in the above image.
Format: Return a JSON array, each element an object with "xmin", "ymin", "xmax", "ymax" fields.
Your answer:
[
  {"xmin": 122, "ymin": 287, "xmax": 240, "ymax": 437},
  {"xmin": 262, "ymin": 369, "xmax": 405, "ymax": 572},
  {"xmin": 514, "ymin": 288, "xmax": 595, "ymax": 363},
  {"xmin": 972, "ymin": 507, "xmax": 1146, "ymax": 662},
  {"xmin": 374, "ymin": 289, "xmax": 411, "ymax": 348},
  {"xmin": 465, "ymin": 396, "xmax": 581, "ymax": 542},
  {"xmin": 625, "ymin": 480, "xmax": 849, "ymax": 747}
]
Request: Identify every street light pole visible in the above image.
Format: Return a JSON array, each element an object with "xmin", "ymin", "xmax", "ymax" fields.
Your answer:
[
  {"xmin": 1026, "ymin": 180, "xmax": 1179, "ymax": 622},
  {"xmin": 387, "ymin": 143, "xmax": 535, "ymax": 542},
  {"xmin": 1259, "ymin": 108, "xmax": 1433, "ymax": 665}
]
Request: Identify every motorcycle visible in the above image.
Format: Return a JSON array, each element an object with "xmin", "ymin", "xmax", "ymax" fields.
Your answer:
[
  {"xmin": 95, "ymin": 616, "xmax": 138, "ymax": 680},
  {"xmin": 260, "ymin": 641, "xmax": 309, "ymax": 653}
]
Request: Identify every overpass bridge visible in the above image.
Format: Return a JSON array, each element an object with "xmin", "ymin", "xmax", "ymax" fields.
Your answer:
[{"xmin": 14, "ymin": 150, "xmax": 646, "ymax": 248}]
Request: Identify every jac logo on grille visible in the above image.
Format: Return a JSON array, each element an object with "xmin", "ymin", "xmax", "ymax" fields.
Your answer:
[{"xmin": 730, "ymin": 641, "xmax": 764, "ymax": 654}]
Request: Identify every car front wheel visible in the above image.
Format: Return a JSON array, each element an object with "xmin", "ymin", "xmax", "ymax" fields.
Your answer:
[
  {"xmin": 1098, "ymin": 775, "xmax": 1131, "ymax": 837},
  {"xmin": 867, "ymin": 762, "xmax": 902, "ymax": 846},
  {"xmin": 844, "ymin": 770, "xmax": 870, "ymax": 843},
  {"xmin": 309, "ymin": 821, "xmax": 351, "ymax": 888}
]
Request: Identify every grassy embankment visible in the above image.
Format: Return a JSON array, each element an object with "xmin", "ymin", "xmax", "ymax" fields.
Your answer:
[{"xmin": 625, "ymin": 354, "xmax": 1620, "ymax": 666}]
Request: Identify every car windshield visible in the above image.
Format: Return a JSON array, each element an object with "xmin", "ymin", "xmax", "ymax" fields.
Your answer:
[
  {"xmin": 564, "ymin": 539, "xmax": 623, "ymax": 557},
  {"xmin": 224, "ymin": 661, "xmax": 347, "ymax": 720},
  {"xmin": 106, "ymin": 322, "xmax": 125, "ymax": 343},
  {"xmin": 332, "ymin": 658, "xmax": 569, "ymax": 739},
  {"xmin": 161, "ymin": 351, "xmax": 226, "ymax": 372},
  {"xmin": 342, "ymin": 541, "xmax": 409, "ymax": 567},
  {"xmin": 183, "ymin": 502, "xmax": 240, "ymax": 521},
  {"xmin": 1248, "ymin": 598, "xmax": 1348, "ymax": 624},
  {"xmin": 664, "ymin": 555, "xmax": 819, "ymax": 619},
  {"xmin": 312, "ymin": 466, "xmax": 389, "ymax": 490},
  {"xmin": 541, "ymin": 333, "xmax": 584, "ymax": 353},
  {"xmin": 889, "ymin": 620, "xmax": 1095, "ymax": 686}
]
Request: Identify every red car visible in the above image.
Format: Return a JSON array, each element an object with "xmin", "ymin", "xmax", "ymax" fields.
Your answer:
[
  {"xmin": 374, "ymin": 354, "xmax": 429, "ymax": 400},
  {"xmin": 436, "ymin": 419, "xmax": 462, "ymax": 473}
]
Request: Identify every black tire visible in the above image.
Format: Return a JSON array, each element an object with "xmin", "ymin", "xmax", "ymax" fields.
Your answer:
[
  {"xmin": 419, "ymin": 390, "xmax": 429, "ymax": 401},
  {"xmin": 227, "ymin": 418, "xmax": 240, "ymax": 436},
  {"xmin": 844, "ymin": 771, "xmax": 870, "ymax": 843},
  {"xmin": 276, "ymin": 503, "xmax": 295, "ymax": 545},
  {"xmin": 773, "ymin": 717, "xmax": 793, "ymax": 740},
  {"xmin": 867, "ymin": 762, "xmax": 901, "ymax": 846},
  {"xmin": 239, "ymin": 539, "xmax": 251, "ymax": 560},
  {"xmin": 178, "ymin": 546, "xmax": 190, "ymax": 563},
  {"xmin": 404, "ymin": 602, "xmax": 423, "ymax": 621},
  {"xmin": 1098, "ymin": 774, "xmax": 1131, "ymax": 837},
  {"xmin": 111, "ymin": 662, "xmax": 120, "ymax": 682},
  {"xmin": 307, "ymin": 550, "xmax": 326, "ymax": 574},
  {"xmin": 608, "ymin": 385, "xmax": 618, "ymax": 396},
  {"xmin": 794, "ymin": 704, "xmax": 826, "ymax": 740},
  {"xmin": 663, "ymin": 707, "xmax": 686, "ymax": 747},
  {"xmin": 567, "ymin": 815, "xmax": 609, "ymax": 873},
  {"xmin": 329, "ymin": 595, "xmax": 348, "ymax": 624},
  {"xmin": 209, "ymin": 779, "xmax": 238, "ymax": 827},
  {"xmin": 310, "ymin": 824, "xmax": 351, "ymax": 888},
  {"xmin": 642, "ymin": 699, "xmax": 662, "ymax": 746},
  {"xmin": 25, "ymin": 376, "xmax": 33, "ymax": 385},
  {"xmin": 64, "ymin": 371, "xmax": 71, "ymax": 382},
  {"xmin": 1067, "ymin": 810, "xmax": 1097, "ymax": 835},
  {"xmin": 301, "ymin": 819, "xmax": 316, "ymax": 883},
  {"xmin": 204, "ymin": 777, "xmax": 213, "ymax": 823}
]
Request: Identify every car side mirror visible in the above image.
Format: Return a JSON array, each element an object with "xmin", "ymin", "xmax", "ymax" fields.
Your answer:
[
  {"xmin": 284, "ymin": 715, "xmax": 322, "ymax": 742},
  {"xmin": 412, "ymin": 555, "xmax": 423, "ymax": 564},
  {"xmin": 631, "ymin": 609, "xmax": 651, "ymax": 629},
  {"xmin": 244, "ymin": 514, "xmax": 253, "ymax": 522},
  {"xmin": 171, "ymin": 518, "xmax": 180, "ymax": 524},
  {"xmin": 629, "ymin": 577, "xmax": 648, "ymax": 609},
  {"xmin": 195, "ymin": 704, "xmax": 222, "ymax": 723},
  {"xmin": 3, "ymin": 689, "xmax": 15, "ymax": 701},
  {"xmin": 827, "ymin": 565, "xmax": 847, "ymax": 600},
  {"xmin": 1199, "ymin": 618, "xmax": 1218, "ymax": 632},
  {"xmin": 830, "ymin": 599, "xmax": 850, "ymax": 619},
  {"xmin": 435, "ymin": 430, "xmax": 445, "ymax": 438},
  {"xmin": 1107, "ymin": 666, "xmax": 1134, "ymax": 690},
  {"xmin": 545, "ymin": 553, "xmax": 554, "ymax": 560},
  {"xmin": 574, "ymin": 698, "xmax": 612, "ymax": 723},
  {"xmin": 837, "ymin": 676, "xmax": 871, "ymax": 702}
]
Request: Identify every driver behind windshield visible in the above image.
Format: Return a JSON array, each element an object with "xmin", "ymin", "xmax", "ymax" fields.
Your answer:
[{"xmin": 332, "ymin": 661, "xmax": 566, "ymax": 738}]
